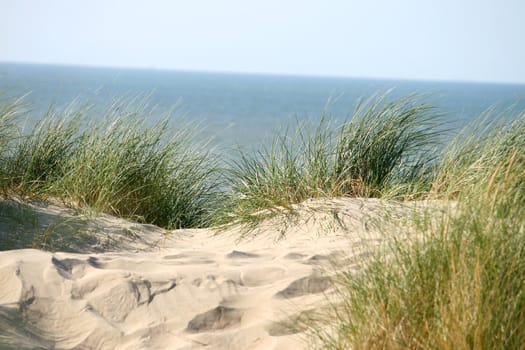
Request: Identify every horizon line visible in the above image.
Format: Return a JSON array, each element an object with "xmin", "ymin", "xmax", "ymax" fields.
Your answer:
[{"xmin": 1, "ymin": 60, "xmax": 525, "ymax": 87}]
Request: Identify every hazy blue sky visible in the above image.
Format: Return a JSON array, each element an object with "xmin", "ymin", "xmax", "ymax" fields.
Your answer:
[{"xmin": 1, "ymin": 0, "xmax": 524, "ymax": 83}]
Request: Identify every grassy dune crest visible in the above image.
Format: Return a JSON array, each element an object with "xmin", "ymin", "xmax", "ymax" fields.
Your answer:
[
  {"xmin": 215, "ymin": 94, "xmax": 443, "ymax": 227},
  {"xmin": 310, "ymin": 111, "xmax": 525, "ymax": 349},
  {"xmin": 0, "ymin": 98, "xmax": 218, "ymax": 229}
]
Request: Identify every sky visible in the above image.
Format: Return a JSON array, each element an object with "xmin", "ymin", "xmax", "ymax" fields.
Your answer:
[{"xmin": 1, "ymin": 0, "xmax": 524, "ymax": 84}]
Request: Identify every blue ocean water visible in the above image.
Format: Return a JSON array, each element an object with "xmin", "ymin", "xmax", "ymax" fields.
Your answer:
[{"xmin": 1, "ymin": 63, "xmax": 525, "ymax": 148}]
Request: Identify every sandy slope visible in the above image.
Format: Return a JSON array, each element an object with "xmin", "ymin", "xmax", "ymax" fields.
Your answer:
[{"xmin": 0, "ymin": 198, "xmax": 445, "ymax": 350}]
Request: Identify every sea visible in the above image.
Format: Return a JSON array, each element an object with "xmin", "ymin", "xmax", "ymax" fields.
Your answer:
[{"xmin": 1, "ymin": 63, "xmax": 525, "ymax": 149}]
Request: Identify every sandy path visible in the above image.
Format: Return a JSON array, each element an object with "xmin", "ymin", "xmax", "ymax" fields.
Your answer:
[{"xmin": 0, "ymin": 198, "xmax": 442, "ymax": 349}]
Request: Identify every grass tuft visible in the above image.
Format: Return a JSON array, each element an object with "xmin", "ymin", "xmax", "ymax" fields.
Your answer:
[
  {"xmin": 334, "ymin": 93, "xmax": 443, "ymax": 198},
  {"xmin": 0, "ymin": 98, "xmax": 219, "ymax": 229},
  {"xmin": 310, "ymin": 108, "xmax": 525, "ymax": 350},
  {"xmin": 216, "ymin": 93, "xmax": 444, "ymax": 227},
  {"xmin": 2, "ymin": 105, "xmax": 80, "ymax": 196},
  {"xmin": 0, "ymin": 95, "xmax": 26, "ymax": 190}
]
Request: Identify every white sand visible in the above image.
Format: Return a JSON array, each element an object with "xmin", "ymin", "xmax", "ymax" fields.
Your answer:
[{"xmin": 0, "ymin": 198, "xmax": 447, "ymax": 349}]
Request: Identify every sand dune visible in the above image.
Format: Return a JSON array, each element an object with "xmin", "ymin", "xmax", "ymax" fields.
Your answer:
[{"xmin": 0, "ymin": 198, "xmax": 445, "ymax": 349}]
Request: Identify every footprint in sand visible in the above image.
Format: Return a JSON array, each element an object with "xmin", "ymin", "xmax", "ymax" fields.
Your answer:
[
  {"xmin": 274, "ymin": 275, "xmax": 332, "ymax": 299},
  {"xmin": 186, "ymin": 305, "xmax": 243, "ymax": 333},
  {"xmin": 226, "ymin": 250, "xmax": 260, "ymax": 259}
]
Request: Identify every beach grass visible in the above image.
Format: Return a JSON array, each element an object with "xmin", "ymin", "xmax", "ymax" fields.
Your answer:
[
  {"xmin": 215, "ymin": 93, "xmax": 444, "ymax": 227},
  {"xmin": 56, "ymin": 102, "xmax": 219, "ymax": 229},
  {"xmin": 309, "ymin": 110, "xmax": 525, "ymax": 349},
  {"xmin": 0, "ymin": 98, "xmax": 219, "ymax": 229},
  {"xmin": 2, "ymin": 105, "xmax": 81, "ymax": 197},
  {"xmin": 0, "ymin": 95, "xmax": 25, "ymax": 190}
]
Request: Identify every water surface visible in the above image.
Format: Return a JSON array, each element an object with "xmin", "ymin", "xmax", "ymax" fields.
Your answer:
[{"xmin": 1, "ymin": 63, "xmax": 524, "ymax": 148}]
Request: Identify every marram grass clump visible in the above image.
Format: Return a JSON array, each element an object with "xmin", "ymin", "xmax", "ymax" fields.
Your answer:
[
  {"xmin": 309, "ymin": 110, "xmax": 525, "ymax": 350},
  {"xmin": 215, "ymin": 94, "xmax": 444, "ymax": 227},
  {"xmin": 56, "ymin": 103, "xmax": 219, "ymax": 229},
  {"xmin": 0, "ymin": 98, "xmax": 219, "ymax": 229},
  {"xmin": 0, "ymin": 95, "xmax": 25, "ymax": 189},
  {"xmin": 2, "ymin": 106, "xmax": 80, "ymax": 196}
]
